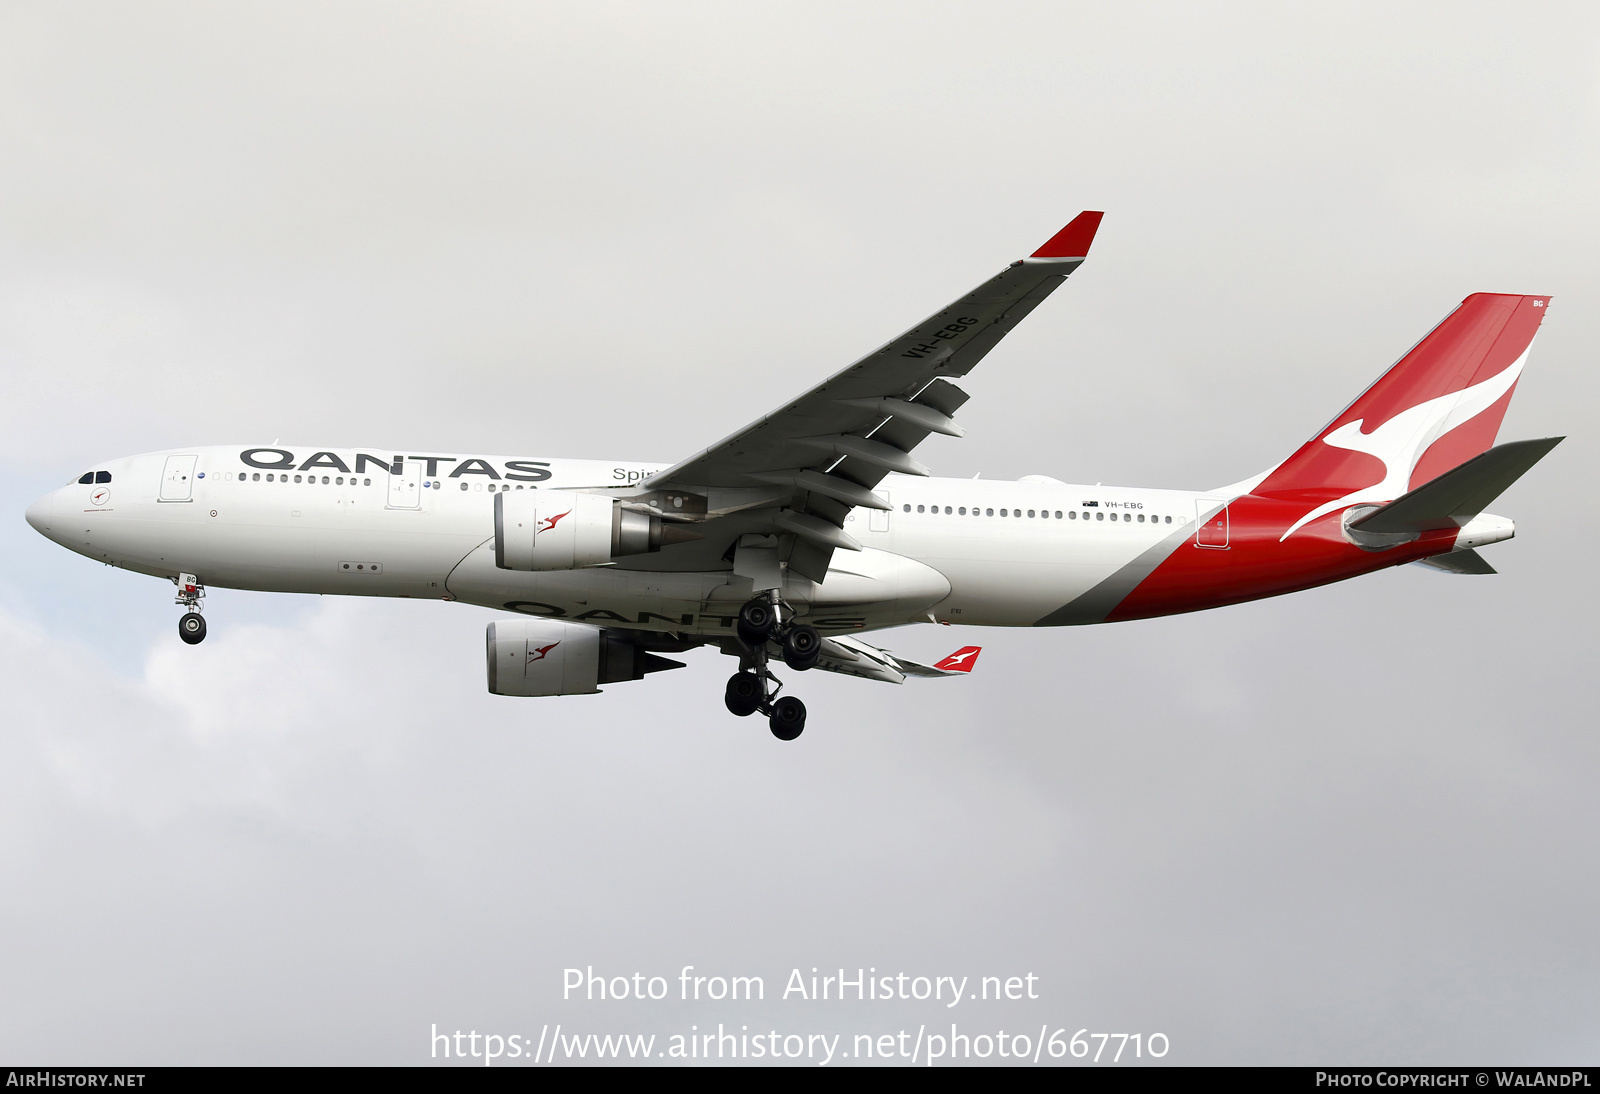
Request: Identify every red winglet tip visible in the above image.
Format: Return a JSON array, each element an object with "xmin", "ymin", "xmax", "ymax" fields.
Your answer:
[
  {"xmin": 1031, "ymin": 211, "xmax": 1104, "ymax": 259},
  {"xmin": 933, "ymin": 646, "xmax": 982, "ymax": 673}
]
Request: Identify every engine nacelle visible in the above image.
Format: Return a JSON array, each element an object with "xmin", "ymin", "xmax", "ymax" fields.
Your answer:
[
  {"xmin": 485, "ymin": 619, "xmax": 684, "ymax": 696},
  {"xmin": 494, "ymin": 491, "xmax": 668, "ymax": 571}
]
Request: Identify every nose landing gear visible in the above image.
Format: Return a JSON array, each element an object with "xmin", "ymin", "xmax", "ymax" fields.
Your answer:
[
  {"xmin": 174, "ymin": 572, "xmax": 207, "ymax": 645},
  {"xmin": 178, "ymin": 612, "xmax": 207, "ymax": 644},
  {"xmin": 728, "ymin": 595, "xmax": 815, "ymax": 740}
]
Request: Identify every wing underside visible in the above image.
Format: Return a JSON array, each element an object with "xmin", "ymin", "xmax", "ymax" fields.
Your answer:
[{"xmin": 637, "ymin": 213, "xmax": 1104, "ymax": 583}]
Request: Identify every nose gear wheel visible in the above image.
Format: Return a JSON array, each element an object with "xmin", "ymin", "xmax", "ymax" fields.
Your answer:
[{"xmin": 178, "ymin": 612, "xmax": 207, "ymax": 645}]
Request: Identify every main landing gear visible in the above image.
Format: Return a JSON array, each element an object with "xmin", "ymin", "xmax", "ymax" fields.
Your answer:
[
  {"xmin": 175, "ymin": 572, "xmax": 207, "ymax": 645},
  {"xmin": 724, "ymin": 594, "xmax": 821, "ymax": 741}
]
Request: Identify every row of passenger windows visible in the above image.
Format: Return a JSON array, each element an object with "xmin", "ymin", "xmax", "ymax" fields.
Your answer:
[
  {"xmin": 235, "ymin": 472, "xmax": 376, "ymax": 485},
  {"xmin": 230, "ymin": 472, "xmax": 537, "ymax": 491},
  {"xmin": 902, "ymin": 503, "xmax": 1177, "ymax": 525}
]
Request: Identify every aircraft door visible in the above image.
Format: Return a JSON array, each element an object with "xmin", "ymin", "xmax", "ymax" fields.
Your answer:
[
  {"xmin": 387, "ymin": 464, "xmax": 421, "ymax": 510},
  {"xmin": 1195, "ymin": 498, "xmax": 1229, "ymax": 548},
  {"xmin": 159, "ymin": 455, "xmax": 198, "ymax": 502}
]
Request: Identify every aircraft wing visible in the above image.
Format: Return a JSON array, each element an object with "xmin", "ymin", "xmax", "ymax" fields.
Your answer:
[
  {"xmin": 810, "ymin": 636, "xmax": 983, "ymax": 684},
  {"xmin": 643, "ymin": 212, "xmax": 1104, "ymax": 581}
]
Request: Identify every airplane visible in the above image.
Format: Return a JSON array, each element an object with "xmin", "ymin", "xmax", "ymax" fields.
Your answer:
[{"xmin": 24, "ymin": 212, "xmax": 1563, "ymax": 741}]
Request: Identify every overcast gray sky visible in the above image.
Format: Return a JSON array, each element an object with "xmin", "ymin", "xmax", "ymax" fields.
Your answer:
[{"xmin": 2, "ymin": 1, "xmax": 1596, "ymax": 1066}]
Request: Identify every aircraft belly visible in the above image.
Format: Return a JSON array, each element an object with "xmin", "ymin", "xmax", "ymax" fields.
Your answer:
[
  {"xmin": 907, "ymin": 527, "xmax": 1172, "ymax": 626},
  {"xmin": 88, "ymin": 496, "xmax": 474, "ymax": 597},
  {"xmin": 445, "ymin": 541, "xmax": 950, "ymax": 636}
]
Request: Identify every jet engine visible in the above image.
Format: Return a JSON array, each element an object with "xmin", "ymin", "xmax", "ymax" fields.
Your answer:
[
  {"xmin": 493, "ymin": 491, "xmax": 696, "ymax": 571},
  {"xmin": 485, "ymin": 619, "xmax": 685, "ymax": 696}
]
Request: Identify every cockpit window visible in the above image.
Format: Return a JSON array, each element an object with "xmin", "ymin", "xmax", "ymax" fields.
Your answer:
[{"xmin": 95, "ymin": 471, "xmax": 111, "ymax": 484}]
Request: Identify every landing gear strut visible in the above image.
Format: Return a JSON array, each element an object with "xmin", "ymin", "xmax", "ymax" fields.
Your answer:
[
  {"xmin": 728, "ymin": 593, "xmax": 814, "ymax": 740},
  {"xmin": 175, "ymin": 572, "xmax": 207, "ymax": 645}
]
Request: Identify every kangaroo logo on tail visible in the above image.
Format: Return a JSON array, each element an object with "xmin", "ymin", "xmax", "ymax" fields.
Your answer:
[
  {"xmin": 934, "ymin": 646, "xmax": 983, "ymax": 673},
  {"xmin": 1282, "ymin": 343, "xmax": 1533, "ymax": 541}
]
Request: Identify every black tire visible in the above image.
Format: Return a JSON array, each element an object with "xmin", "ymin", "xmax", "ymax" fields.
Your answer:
[
  {"xmin": 768, "ymin": 696, "xmax": 806, "ymax": 741},
  {"xmin": 736, "ymin": 599, "xmax": 778, "ymax": 647},
  {"xmin": 178, "ymin": 612, "xmax": 207, "ymax": 645},
  {"xmin": 781, "ymin": 624, "xmax": 821, "ymax": 670},
  {"xmin": 724, "ymin": 672, "xmax": 762, "ymax": 717}
]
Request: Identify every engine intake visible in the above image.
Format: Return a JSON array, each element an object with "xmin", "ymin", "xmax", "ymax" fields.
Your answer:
[
  {"xmin": 486, "ymin": 619, "xmax": 685, "ymax": 696},
  {"xmin": 494, "ymin": 491, "xmax": 695, "ymax": 571}
]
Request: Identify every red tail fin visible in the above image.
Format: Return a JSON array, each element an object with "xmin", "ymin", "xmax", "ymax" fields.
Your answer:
[{"xmin": 1258, "ymin": 294, "xmax": 1549, "ymax": 537}]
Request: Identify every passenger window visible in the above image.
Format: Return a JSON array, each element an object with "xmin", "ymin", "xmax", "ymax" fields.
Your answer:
[
  {"xmin": 1165, "ymin": 515, "xmax": 1172, "ymax": 523},
  {"xmin": 985, "ymin": 508, "xmax": 994, "ymax": 516},
  {"xmin": 1096, "ymin": 511, "xmax": 1103, "ymax": 520},
  {"xmin": 461, "ymin": 482, "xmax": 470, "ymax": 491},
  {"xmin": 363, "ymin": 478, "xmax": 371, "ymax": 486},
  {"xmin": 944, "ymin": 506, "xmax": 951, "ymax": 515},
  {"xmin": 1137, "ymin": 513, "xmax": 1145, "ymax": 522},
  {"xmin": 999, "ymin": 509, "xmax": 1007, "ymax": 517},
  {"xmin": 958, "ymin": 507, "xmax": 966, "ymax": 515},
  {"xmin": 917, "ymin": 504, "xmax": 925, "ymax": 513},
  {"xmin": 322, "ymin": 476, "xmax": 329, "ymax": 484},
  {"xmin": 903, "ymin": 504, "xmax": 911, "ymax": 512},
  {"xmin": 294, "ymin": 475, "xmax": 302, "ymax": 483},
  {"xmin": 252, "ymin": 473, "xmax": 260, "ymax": 481},
  {"xmin": 1069, "ymin": 511, "xmax": 1077, "ymax": 519},
  {"xmin": 1027, "ymin": 509, "xmax": 1035, "ymax": 518},
  {"xmin": 1054, "ymin": 510, "xmax": 1062, "ymax": 518},
  {"xmin": 336, "ymin": 476, "xmax": 345, "ymax": 485}
]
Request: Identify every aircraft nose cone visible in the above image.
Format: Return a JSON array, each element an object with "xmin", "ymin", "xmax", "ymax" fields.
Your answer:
[{"xmin": 25, "ymin": 491, "xmax": 54, "ymax": 535}]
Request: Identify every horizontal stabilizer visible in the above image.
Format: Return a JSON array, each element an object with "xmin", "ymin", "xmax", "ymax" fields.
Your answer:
[
  {"xmin": 1348, "ymin": 437, "xmax": 1563, "ymax": 535},
  {"xmin": 1413, "ymin": 549, "xmax": 1497, "ymax": 575}
]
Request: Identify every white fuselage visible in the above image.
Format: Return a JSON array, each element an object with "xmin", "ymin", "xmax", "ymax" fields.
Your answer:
[{"xmin": 26, "ymin": 445, "xmax": 1212, "ymax": 636}]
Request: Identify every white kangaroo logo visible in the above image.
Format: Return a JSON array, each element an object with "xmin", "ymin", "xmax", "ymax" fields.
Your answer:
[{"xmin": 1281, "ymin": 344, "xmax": 1531, "ymax": 541}]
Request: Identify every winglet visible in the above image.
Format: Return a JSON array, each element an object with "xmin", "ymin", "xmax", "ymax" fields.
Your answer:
[
  {"xmin": 933, "ymin": 646, "xmax": 982, "ymax": 673},
  {"xmin": 1031, "ymin": 211, "xmax": 1104, "ymax": 259}
]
